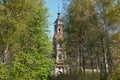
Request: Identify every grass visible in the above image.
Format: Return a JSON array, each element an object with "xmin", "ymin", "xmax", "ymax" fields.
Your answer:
[{"xmin": 48, "ymin": 70, "xmax": 100, "ymax": 80}]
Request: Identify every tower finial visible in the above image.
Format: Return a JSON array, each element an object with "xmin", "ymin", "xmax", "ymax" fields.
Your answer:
[
  {"xmin": 58, "ymin": 3, "xmax": 60, "ymax": 13},
  {"xmin": 58, "ymin": 3, "xmax": 60, "ymax": 17}
]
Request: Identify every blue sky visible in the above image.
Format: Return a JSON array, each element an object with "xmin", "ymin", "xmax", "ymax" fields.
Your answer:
[{"xmin": 45, "ymin": 0, "xmax": 63, "ymax": 40}]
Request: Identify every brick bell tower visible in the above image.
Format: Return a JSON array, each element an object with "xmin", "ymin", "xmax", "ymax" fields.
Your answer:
[{"xmin": 53, "ymin": 7, "xmax": 69, "ymax": 75}]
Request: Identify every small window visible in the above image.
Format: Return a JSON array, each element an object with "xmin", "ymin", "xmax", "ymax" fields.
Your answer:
[
  {"xmin": 60, "ymin": 43, "xmax": 62, "ymax": 47},
  {"xmin": 59, "ymin": 67, "xmax": 61, "ymax": 69},
  {"xmin": 57, "ymin": 44, "xmax": 60, "ymax": 48},
  {"xmin": 58, "ymin": 29, "xmax": 60, "ymax": 33},
  {"xmin": 58, "ymin": 54, "xmax": 62, "ymax": 60}
]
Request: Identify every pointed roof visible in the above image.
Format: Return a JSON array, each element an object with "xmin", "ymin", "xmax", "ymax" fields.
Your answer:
[{"xmin": 55, "ymin": 5, "xmax": 62, "ymax": 24}]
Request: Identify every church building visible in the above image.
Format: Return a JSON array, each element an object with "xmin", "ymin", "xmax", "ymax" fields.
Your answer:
[{"xmin": 53, "ymin": 8, "xmax": 69, "ymax": 75}]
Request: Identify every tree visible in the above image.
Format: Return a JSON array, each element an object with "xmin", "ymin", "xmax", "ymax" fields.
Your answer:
[
  {"xmin": 63, "ymin": 0, "xmax": 97, "ymax": 75},
  {"xmin": 0, "ymin": 0, "xmax": 54, "ymax": 80},
  {"xmin": 63, "ymin": 0, "xmax": 120, "ymax": 80}
]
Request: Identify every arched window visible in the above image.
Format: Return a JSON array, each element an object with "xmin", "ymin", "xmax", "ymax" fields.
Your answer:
[
  {"xmin": 57, "ymin": 44, "xmax": 60, "ymax": 48},
  {"xmin": 58, "ymin": 54, "xmax": 62, "ymax": 60},
  {"xmin": 57, "ymin": 71, "xmax": 62, "ymax": 75},
  {"xmin": 58, "ymin": 29, "xmax": 60, "ymax": 33}
]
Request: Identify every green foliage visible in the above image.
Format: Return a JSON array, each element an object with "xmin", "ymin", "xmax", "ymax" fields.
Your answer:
[
  {"xmin": 49, "ymin": 70, "xmax": 99, "ymax": 80},
  {"xmin": 7, "ymin": 52, "xmax": 54, "ymax": 80},
  {"xmin": 0, "ymin": 0, "xmax": 54, "ymax": 80},
  {"xmin": 108, "ymin": 31, "xmax": 120, "ymax": 80},
  {"xmin": 0, "ymin": 52, "xmax": 54, "ymax": 80},
  {"xmin": 63, "ymin": 0, "xmax": 120, "ymax": 80},
  {"xmin": 108, "ymin": 71, "xmax": 120, "ymax": 80},
  {"xmin": 0, "ymin": 63, "xmax": 8, "ymax": 80},
  {"xmin": 63, "ymin": 0, "xmax": 98, "ymax": 69}
]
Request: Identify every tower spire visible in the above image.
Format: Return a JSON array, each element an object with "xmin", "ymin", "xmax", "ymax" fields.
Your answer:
[
  {"xmin": 58, "ymin": 3, "xmax": 60, "ymax": 17},
  {"xmin": 58, "ymin": 3, "xmax": 60, "ymax": 13}
]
